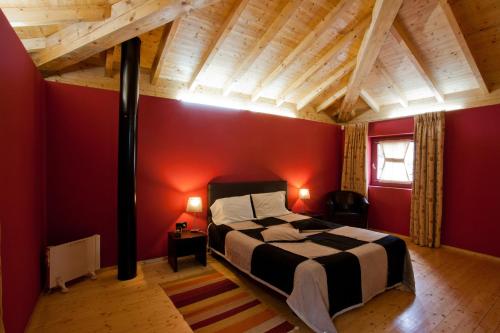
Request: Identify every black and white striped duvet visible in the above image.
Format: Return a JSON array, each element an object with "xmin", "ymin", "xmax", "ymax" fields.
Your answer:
[{"xmin": 208, "ymin": 213, "xmax": 415, "ymax": 333}]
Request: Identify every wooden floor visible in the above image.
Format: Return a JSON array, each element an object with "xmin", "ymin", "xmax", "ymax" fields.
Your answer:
[{"xmin": 27, "ymin": 241, "xmax": 500, "ymax": 333}]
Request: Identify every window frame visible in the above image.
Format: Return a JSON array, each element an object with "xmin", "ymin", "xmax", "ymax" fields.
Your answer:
[{"xmin": 370, "ymin": 135, "xmax": 414, "ymax": 189}]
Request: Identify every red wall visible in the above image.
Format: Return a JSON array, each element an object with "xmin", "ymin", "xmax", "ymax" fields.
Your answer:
[
  {"xmin": 442, "ymin": 105, "xmax": 500, "ymax": 257},
  {"xmin": 368, "ymin": 186, "xmax": 412, "ymax": 236},
  {"xmin": 45, "ymin": 82, "xmax": 343, "ymax": 266},
  {"xmin": 0, "ymin": 12, "xmax": 46, "ymax": 333},
  {"xmin": 367, "ymin": 117, "xmax": 414, "ymax": 236},
  {"xmin": 367, "ymin": 108, "xmax": 500, "ymax": 257}
]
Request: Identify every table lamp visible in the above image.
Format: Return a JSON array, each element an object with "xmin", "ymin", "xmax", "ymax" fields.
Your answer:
[
  {"xmin": 186, "ymin": 196, "xmax": 202, "ymax": 231},
  {"xmin": 298, "ymin": 188, "xmax": 310, "ymax": 213},
  {"xmin": 299, "ymin": 188, "xmax": 310, "ymax": 200}
]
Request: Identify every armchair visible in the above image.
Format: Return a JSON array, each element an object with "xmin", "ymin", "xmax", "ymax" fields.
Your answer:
[{"xmin": 325, "ymin": 190, "xmax": 369, "ymax": 228}]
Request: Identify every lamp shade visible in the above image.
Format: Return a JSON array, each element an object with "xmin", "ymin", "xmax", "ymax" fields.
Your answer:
[
  {"xmin": 186, "ymin": 196, "xmax": 202, "ymax": 213},
  {"xmin": 299, "ymin": 188, "xmax": 310, "ymax": 200}
]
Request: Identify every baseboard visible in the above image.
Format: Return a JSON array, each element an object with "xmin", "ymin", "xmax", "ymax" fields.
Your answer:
[
  {"xmin": 140, "ymin": 256, "xmax": 168, "ymax": 265},
  {"xmin": 96, "ymin": 255, "xmax": 169, "ymax": 273},
  {"xmin": 441, "ymin": 245, "xmax": 500, "ymax": 262},
  {"xmin": 370, "ymin": 228, "xmax": 500, "ymax": 262}
]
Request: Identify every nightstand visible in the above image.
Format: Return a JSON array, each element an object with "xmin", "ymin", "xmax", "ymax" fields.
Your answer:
[{"xmin": 167, "ymin": 231, "xmax": 207, "ymax": 272}]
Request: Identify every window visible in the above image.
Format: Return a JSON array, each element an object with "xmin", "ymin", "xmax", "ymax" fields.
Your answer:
[{"xmin": 371, "ymin": 137, "xmax": 414, "ymax": 187}]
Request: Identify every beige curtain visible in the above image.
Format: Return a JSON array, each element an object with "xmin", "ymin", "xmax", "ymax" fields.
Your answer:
[
  {"xmin": 410, "ymin": 112, "xmax": 445, "ymax": 247},
  {"xmin": 341, "ymin": 123, "xmax": 368, "ymax": 197}
]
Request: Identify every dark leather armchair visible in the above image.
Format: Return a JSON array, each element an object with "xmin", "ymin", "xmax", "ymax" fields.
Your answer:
[{"xmin": 326, "ymin": 190, "xmax": 369, "ymax": 228}]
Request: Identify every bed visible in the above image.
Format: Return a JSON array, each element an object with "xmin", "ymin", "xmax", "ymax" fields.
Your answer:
[{"xmin": 207, "ymin": 180, "xmax": 415, "ymax": 333}]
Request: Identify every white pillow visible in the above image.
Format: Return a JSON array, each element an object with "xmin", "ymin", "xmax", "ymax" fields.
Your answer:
[
  {"xmin": 210, "ymin": 195, "xmax": 254, "ymax": 225},
  {"xmin": 261, "ymin": 226, "xmax": 305, "ymax": 242},
  {"xmin": 251, "ymin": 191, "xmax": 290, "ymax": 219}
]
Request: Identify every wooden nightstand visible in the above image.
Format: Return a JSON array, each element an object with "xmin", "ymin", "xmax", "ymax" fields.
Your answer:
[{"xmin": 167, "ymin": 231, "xmax": 207, "ymax": 272}]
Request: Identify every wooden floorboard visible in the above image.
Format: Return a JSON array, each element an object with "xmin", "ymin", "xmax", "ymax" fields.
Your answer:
[{"xmin": 27, "ymin": 241, "xmax": 500, "ymax": 333}]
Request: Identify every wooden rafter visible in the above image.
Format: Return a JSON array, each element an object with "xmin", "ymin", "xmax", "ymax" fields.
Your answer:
[
  {"xmin": 105, "ymin": 46, "xmax": 118, "ymax": 77},
  {"xmin": 277, "ymin": 18, "xmax": 370, "ymax": 107},
  {"xmin": 390, "ymin": 18, "xmax": 445, "ymax": 104},
  {"xmin": 375, "ymin": 59, "xmax": 408, "ymax": 107},
  {"xmin": 221, "ymin": 0, "xmax": 302, "ymax": 96},
  {"xmin": 150, "ymin": 19, "xmax": 181, "ymax": 85},
  {"xmin": 250, "ymin": 0, "xmax": 352, "ymax": 102},
  {"xmin": 356, "ymin": 89, "xmax": 500, "ymax": 123},
  {"xmin": 438, "ymin": 0, "xmax": 489, "ymax": 94},
  {"xmin": 337, "ymin": 0, "xmax": 403, "ymax": 122},
  {"xmin": 21, "ymin": 37, "xmax": 46, "ymax": 52},
  {"xmin": 298, "ymin": 59, "xmax": 355, "ymax": 110},
  {"xmin": 32, "ymin": 0, "xmax": 219, "ymax": 72},
  {"xmin": 360, "ymin": 89, "xmax": 380, "ymax": 112},
  {"xmin": 187, "ymin": 0, "xmax": 250, "ymax": 92},
  {"xmin": 316, "ymin": 86, "xmax": 347, "ymax": 113},
  {"xmin": 2, "ymin": 5, "xmax": 111, "ymax": 27}
]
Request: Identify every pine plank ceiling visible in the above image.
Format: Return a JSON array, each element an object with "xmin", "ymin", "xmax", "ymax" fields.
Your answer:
[{"xmin": 2, "ymin": 0, "xmax": 499, "ymax": 124}]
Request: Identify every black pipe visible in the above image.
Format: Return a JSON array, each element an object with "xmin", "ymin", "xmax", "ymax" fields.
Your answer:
[{"xmin": 117, "ymin": 37, "xmax": 141, "ymax": 280}]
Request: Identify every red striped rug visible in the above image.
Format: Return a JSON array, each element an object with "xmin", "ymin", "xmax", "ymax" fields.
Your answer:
[{"xmin": 161, "ymin": 270, "xmax": 297, "ymax": 333}]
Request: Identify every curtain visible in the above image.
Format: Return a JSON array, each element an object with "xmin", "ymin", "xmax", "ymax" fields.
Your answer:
[
  {"xmin": 341, "ymin": 123, "xmax": 368, "ymax": 197},
  {"xmin": 410, "ymin": 112, "xmax": 445, "ymax": 247}
]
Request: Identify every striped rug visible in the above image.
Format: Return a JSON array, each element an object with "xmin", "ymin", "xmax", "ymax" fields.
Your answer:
[{"xmin": 161, "ymin": 270, "xmax": 297, "ymax": 333}]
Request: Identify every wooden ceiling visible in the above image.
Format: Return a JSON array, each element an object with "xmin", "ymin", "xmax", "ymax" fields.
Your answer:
[{"xmin": 2, "ymin": 0, "xmax": 500, "ymax": 124}]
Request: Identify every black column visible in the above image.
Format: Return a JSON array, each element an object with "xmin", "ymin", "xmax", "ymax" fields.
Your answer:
[{"xmin": 117, "ymin": 37, "xmax": 141, "ymax": 281}]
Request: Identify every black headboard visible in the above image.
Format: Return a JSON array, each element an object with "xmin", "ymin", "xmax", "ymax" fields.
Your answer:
[{"xmin": 207, "ymin": 180, "xmax": 288, "ymax": 220}]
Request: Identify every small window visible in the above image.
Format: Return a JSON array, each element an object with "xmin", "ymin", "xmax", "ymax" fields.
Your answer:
[{"xmin": 371, "ymin": 137, "xmax": 414, "ymax": 187}]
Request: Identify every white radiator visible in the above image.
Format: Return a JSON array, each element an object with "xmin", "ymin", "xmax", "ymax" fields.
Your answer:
[{"xmin": 46, "ymin": 234, "xmax": 100, "ymax": 292}]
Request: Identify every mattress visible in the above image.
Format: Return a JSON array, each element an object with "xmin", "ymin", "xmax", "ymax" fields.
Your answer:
[{"xmin": 208, "ymin": 213, "xmax": 415, "ymax": 333}]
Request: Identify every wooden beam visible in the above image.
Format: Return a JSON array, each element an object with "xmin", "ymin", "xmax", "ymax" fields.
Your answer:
[
  {"xmin": 187, "ymin": 0, "xmax": 251, "ymax": 92},
  {"xmin": 250, "ymin": 0, "xmax": 352, "ymax": 102},
  {"xmin": 276, "ymin": 18, "xmax": 369, "ymax": 106},
  {"xmin": 32, "ymin": 0, "xmax": 219, "ymax": 72},
  {"xmin": 354, "ymin": 88, "xmax": 500, "ymax": 123},
  {"xmin": 2, "ymin": 5, "xmax": 111, "ymax": 27},
  {"xmin": 316, "ymin": 86, "xmax": 347, "ymax": 113},
  {"xmin": 297, "ymin": 59, "xmax": 355, "ymax": 110},
  {"xmin": 21, "ymin": 37, "xmax": 46, "ymax": 52},
  {"xmin": 337, "ymin": 0, "xmax": 403, "ymax": 122},
  {"xmin": 150, "ymin": 20, "xmax": 181, "ymax": 85},
  {"xmin": 390, "ymin": 18, "xmax": 445, "ymax": 104},
  {"xmin": 221, "ymin": 0, "xmax": 302, "ymax": 96},
  {"xmin": 105, "ymin": 46, "xmax": 118, "ymax": 77},
  {"xmin": 360, "ymin": 89, "xmax": 380, "ymax": 112},
  {"xmin": 438, "ymin": 0, "xmax": 489, "ymax": 94},
  {"xmin": 375, "ymin": 59, "xmax": 408, "ymax": 107}
]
